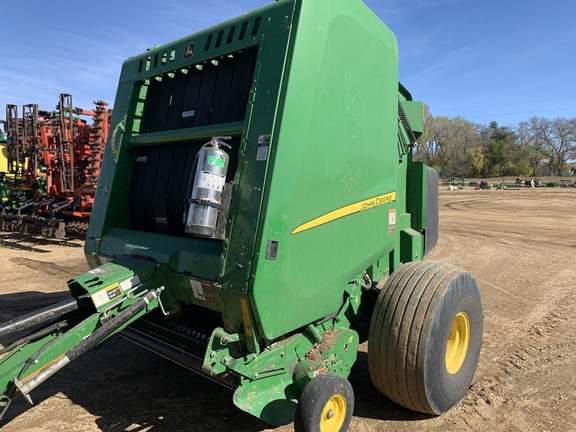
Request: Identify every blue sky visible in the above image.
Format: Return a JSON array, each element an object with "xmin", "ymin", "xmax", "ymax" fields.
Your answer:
[{"xmin": 1, "ymin": 0, "xmax": 575, "ymax": 128}]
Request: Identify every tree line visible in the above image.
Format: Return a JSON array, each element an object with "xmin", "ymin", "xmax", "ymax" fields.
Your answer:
[{"xmin": 414, "ymin": 106, "xmax": 576, "ymax": 178}]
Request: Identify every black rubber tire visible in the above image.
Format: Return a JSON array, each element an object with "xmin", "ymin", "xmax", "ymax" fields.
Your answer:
[
  {"xmin": 368, "ymin": 260, "xmax": 483, "ymax": 415},
  {"xmin": 294, "ymin": 372, "xmax": 354, "ymax": 432}
]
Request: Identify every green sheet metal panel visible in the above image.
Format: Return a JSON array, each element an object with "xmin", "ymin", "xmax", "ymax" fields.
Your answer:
[{"xmin": 250, "ymin": 0, "xmax": 402, "ymax": 339}]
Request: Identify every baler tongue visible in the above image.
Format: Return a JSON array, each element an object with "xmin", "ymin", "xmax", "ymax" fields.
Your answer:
[
  {"xmin": 0, "ymin": 296, "xmax": 92, "ymax": 340},
  {"xmin": 0, "ymin": 258, "xmax": 164, "ymax": 420}
]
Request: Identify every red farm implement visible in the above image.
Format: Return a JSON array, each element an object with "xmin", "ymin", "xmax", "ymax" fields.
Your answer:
[{"xmin": 0, "ymin": 94, "xmax": 111, "ymax": 237}]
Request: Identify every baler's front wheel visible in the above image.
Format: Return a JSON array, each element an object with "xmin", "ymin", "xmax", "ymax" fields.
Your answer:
[
  {"xmin": 294, "ymin": 372, "xmax": 354, "ymax": 432},
  {"xmin": 368, "ymin": 261, "xmax": 483, "ymax": 415}
]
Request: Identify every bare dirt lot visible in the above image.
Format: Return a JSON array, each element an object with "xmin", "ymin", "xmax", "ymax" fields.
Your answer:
[{"xmin": 1, "ymin": 187, "xmax": 575, "ymax": 431}]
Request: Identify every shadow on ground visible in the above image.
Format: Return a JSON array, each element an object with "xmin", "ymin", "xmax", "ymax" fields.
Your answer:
[{"xmin": 0, "ymin": 232, "xmax": 82, "ymax": 253}]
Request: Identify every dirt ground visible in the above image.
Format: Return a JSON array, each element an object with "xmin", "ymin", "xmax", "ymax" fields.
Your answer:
[{"xmin": 1, "ymin": 187, "xmax": 575, "ymax": 431}]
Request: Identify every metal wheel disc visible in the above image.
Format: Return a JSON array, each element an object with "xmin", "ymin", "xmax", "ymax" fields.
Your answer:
[
  {"xmin": 320, "ymin": 394, "xmax": 347, "ymax": 432},
  {"xmin": 446, "ymin": 312, "xmax": 471, "ymax": 374}
]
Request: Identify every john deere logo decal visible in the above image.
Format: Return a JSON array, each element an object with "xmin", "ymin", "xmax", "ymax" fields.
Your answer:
[
  {"xmin": 291, "ymin": 191, "xmax": 397, "ymax": 235},
  {"xmin": 184, "ymin": 42, "xmax": 196, "ymax": 60}
]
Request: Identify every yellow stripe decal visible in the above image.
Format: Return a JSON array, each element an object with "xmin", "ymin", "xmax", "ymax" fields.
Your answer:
[
  {"xmin": 291, "ymin": 191, "xmax": 397, "ymax": 235},
  {"xmin": 21, "ymin": 354, "xmax": 65, "ymax": 383},
  {"xmin": 240, "ymin": 298, "xmax": 253, "ymax": 337}
]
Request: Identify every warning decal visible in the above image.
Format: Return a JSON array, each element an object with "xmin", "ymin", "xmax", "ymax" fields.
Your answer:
[
  {"xmin": 197, "ymin": 172, "xmax": 226, "ymax": 192},
  {"xmin": 91, "ymin": 282, "xmax": 123, "ymax": 309},
  {"xmin": 190, "ymin": 280, "xmax": 216, "ymax": 303},
  {"xmin": 388, "ymin": 208, "xmax": 396, "ymax": 235}
]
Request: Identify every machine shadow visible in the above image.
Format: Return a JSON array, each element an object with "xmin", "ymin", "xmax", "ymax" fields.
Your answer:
[
  {"xmin": 0, "ymin": 291, "xmax": 74, "ymax": 322},
  {"xmin": 1, "ymin": 339, "xmax": 431, "ymax": 431},
  {"xmin": 348, "ymin": 350, "xmax": 435, "ymax": 423},
  {"xmin": 1, "ymin": 336, "xmax": 275, "ymax": 431},
  {"xmin": 0, "ymin": 232, "xmax": 83, "ymax": 252}
]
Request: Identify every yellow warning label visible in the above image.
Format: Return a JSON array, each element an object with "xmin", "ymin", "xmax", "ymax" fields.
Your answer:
[{"xmin": 91, "ymin": 282, "xmax": 123, "ymax": 309}]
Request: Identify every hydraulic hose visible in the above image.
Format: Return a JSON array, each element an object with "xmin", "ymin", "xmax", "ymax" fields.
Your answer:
[{"xmin": 0, "ymin": 322, "xmax": 68, "ymax": 356}]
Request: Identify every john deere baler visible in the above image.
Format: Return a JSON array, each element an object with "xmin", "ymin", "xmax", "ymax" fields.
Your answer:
[{"xmin": 0, "ymin": 1, "xmax": 482, "ymax": 431}]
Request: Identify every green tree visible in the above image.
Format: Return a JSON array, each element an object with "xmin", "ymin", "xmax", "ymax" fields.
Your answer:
[
  {"xmin": 483, "ymin": 122, "xmax": 517, "ymax": 177},
  {"xmin": 415, "ymin": 108, "xmax": 575, "ymax": 179},
  {"xmin": 416, "ymin": 112, "xmax": 482, "ymax": 177},
  {"xmin": 465, "ymin": 147, "xmax": 485, "ymax": 177}
]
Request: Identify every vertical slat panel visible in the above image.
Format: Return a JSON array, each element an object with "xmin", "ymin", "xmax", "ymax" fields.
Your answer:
[
  {"xmin": 150, "ymin": 75, "xmax": 175, "ymax": 133},
  {"xmin": 165, "ymin": 70, "xmax": 189, "ymax": 130},
  {"xmin": 151, "ymin": 146, "xmax": 175, "ymax": 234},
  {"xmin": 140, "ymin": 78, "xmax": 163, "ymax": 133},
  {"xmin": 129, "ymin": 151, "xmax": 150, "ymax": 230},
  {"xmin": 226, "ymin": 49, "xmax": 257, "ymax": 122},
  {"xmin": 179, "ymin": 67, "xmax": 203, "ymax": 129},
  {"xmin": 195, "ymin": 62, "xmax": 218, "ymax": 127},
  {"xmin": 138, "ymin": 147, "xmax": 162, "ymax": 231},
  {"xmin": 210, "ymin": 56, "xmax": 236, "ymax": 125},
  {"xmin": 166, "ymin": 142, "xmax": 202, "ymax": 234}
]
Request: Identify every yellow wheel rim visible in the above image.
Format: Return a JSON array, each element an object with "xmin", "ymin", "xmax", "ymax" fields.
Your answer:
[
  {"xmin": 445, "ymin": 312, "xmax": 470, "ymax": 374},
  {"xmin": 320, "ymin": 394, "xmax": 347, "ymax": 432}
]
